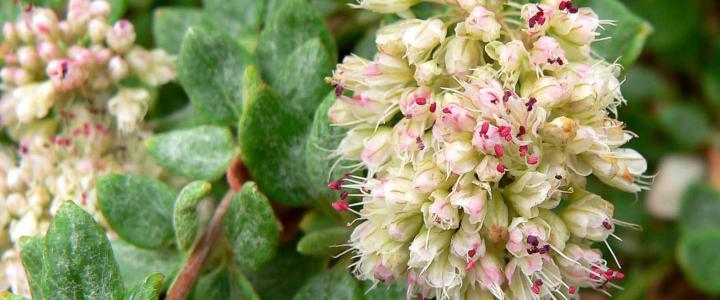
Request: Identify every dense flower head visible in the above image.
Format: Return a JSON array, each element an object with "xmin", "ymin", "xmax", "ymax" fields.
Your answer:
[
  {"xmin": 0, "ymin": 0, "xmax": 175, "ymax": 295},
  {"xmin": 327, "ymin": 1, "xmax": 649, "ymax": 299}
]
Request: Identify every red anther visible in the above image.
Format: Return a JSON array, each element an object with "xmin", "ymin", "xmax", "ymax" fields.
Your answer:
[
  {"xmin": 494, "ymin": 144, "xmax": 504, "ymax": 157},
  {"xmin": 465, "ymin": 260, "xmax": 476, "ymax": 270},
  {"xmin": 480, "ymin": 122, "xmax": 490, "ymax": 135},
  {"xmin": 328, "ymin": 180, "xmax": 342, "ymax": 190},
  {"xmin": 614, "ymin": 272, "xmax": 625, "ymax": 280},
  {"xmin": 496, "ymin": 163, "xmax": 505, "ymax": 173},
  {"xmin": 503, "ymin": 90, "xmax": 512, "ymax": 102},
  {"xmin": 415, "ymin": 96, "xmax": 427, "ymax": 105},
  {"xmin": 535, "ymin": 279, "xmax": 544, "ymax": 286},
  {"xmin": 429, "ymin": 102, "xmax": 437, "ymax": 112},
  {"xmin": 538, "ymin": 244, "xmax": 550, "ymax": 254},
  {"xmin": 332, "ymin": 200, "xmax": 350, "ymax": 212},
  {"xmin": 531, "ymin": 284, "xmax": 541, "ymax": 295},
  {"xmin": 527, "ymin": 235, "xmax": 539, "ymax": 246},
  {"xmin": 516, "ymin": 126, "xmax": 526, "ymax": 137},
  {"xmin": 340, "ymin": 191, "xmax": 349, "ymax": 200},
  {"xmin": 526, "ymin": 97, "xmax": 537, "ymax": 111},
  {"xmin": 416, "ymin": 137, "xmax": 425, "ymax": 150},
  {"xmin": 468, "ymin": 248, "xmax": 476, "ymax": 258},
  {"xmin": 555, "ymin": 175, "xmax": 562, "ymax": 180},
  {"xmin": 527, "ymin": 155, "xmax": 539, "ymax": 165},
  {"xmin": 498, "ymin": 126, "xmax": 511, "ymax": 138},
  {"xmin": 442, "ymin": 107, "xmax": 452, "ymax": 114},
  {"xmin": 519, "ymin": 145, "xmax": 528, "ymax": 156},
  {"xmin": 602, "ymin": 220, "xmax": 613, "ymax": 230},
  {"xmin": 335, "ymin": 84, "xmax": 344, "ymax": 97},
  {"xmin": 568, "ymin": 286, "xmax": 577, "ymax": 294},
  {"xmin": 559, "ymin": 1, "xmax": 569, "ymax": 9},
  {"xmin": 353, "ymin": 94, "xmax": 362, "ymax": 101}
]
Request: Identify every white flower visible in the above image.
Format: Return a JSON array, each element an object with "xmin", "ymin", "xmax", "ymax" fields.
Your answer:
[
  {"xmin": 353, "ymin": 0, "xmax": 420, "ymax": 14},
  {"xmin": 14, "ymin": 82, "xmax": 56, "ymax": 123},
  {"xmin": 402, "ymin": 19, "xmax": 446, "ymax": 64},
  {"xmin": 107, "ymin": 87, "xmax": 150, "ymax": 133}
]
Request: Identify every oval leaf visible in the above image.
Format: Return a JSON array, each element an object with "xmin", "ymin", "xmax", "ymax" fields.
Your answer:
[
  {"xmin": 112, "ymin": 240, "xmax": 182, "ymax": 290},
  {"xmin": 98, "ymin": 175, "xmax": 176, "ymax": 249},
  {"xmin": 43, "ymin": 202, "xmax": 123, "ymax": 300},
  {"xmin": 256, "ymin": 0, "xmax": 336, "ymax": 84},
  {"xmin": 173, "ymin": 181, "xmax": 212, "ymax": 251},
  {"xmin": 292, "ymin": 269, "xmax": 362, "ymax": 300},
  {"xmin": 296, "ymin": 227, "xmax": 349, "ymax": 256},
  {"xmin": 18, "ymin": 236, "xmax": 46, "ymax": 300},
  {"xmin": 147, "ymin": 125, "xmax": 235, "ymax": 181},
  {"xmin": 223, "ymin": 182, "xmax": 280, "ymax": 271},
  {"xmin": 125, "ymin": 273, "xmax": 164, "ymax": 300},
  {"xmin": 178, "ymin": 27, "xmax": 252, "ymax": 124},
  {"xmin": 238, "ymin": 39, "xmax": 332, "ymax": 206},
  {"xmin": 679, "ymin": 183, "xmax": 720, "ymax": 234},
  {"xmin": 153, "ymin": 8, "xmax": 210, "ymax": 54},
  {"xmin": 188, "ymin": 266, "xmax": 260, "ymax": 300},
  {"xmin": 678, "ymin": 230, "xmax": 720, "ymax": 295}
]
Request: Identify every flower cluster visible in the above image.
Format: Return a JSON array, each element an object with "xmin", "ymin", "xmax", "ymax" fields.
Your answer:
[
  {"xmin": 0, "ymin": 0, "xmax": 175, "ymax": 295},
  {"xmin": 328, "ymin": 0, "xmax": 649, "ymax": 299}
]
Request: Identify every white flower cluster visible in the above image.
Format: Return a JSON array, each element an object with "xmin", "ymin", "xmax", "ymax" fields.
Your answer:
[
  {"xmin": 328, "ymin": 1, "xmax": 649, "ymax": 299},
  {"xmin": 0, "ymin": 0, "xmax": 175, "ymax": 295}
]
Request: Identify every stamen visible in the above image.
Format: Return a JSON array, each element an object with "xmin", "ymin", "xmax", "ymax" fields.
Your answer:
[
  {"xmin": 429, "ymin": 102, "xmax": 437, "ymax": 112},
  {"xmin": 332, "ymin": 200, "xmax": 350, "ymax": 211},
  {"xmin": 496, "ymin": 163, "xmax": 505, "ymax": 173}
]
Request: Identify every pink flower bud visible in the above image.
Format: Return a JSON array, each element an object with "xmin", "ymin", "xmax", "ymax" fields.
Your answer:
[
  {"xmin": 47, "ymin": 59, "xmax": 88, "ymax": 92},
  {"xmin": 90, "ymin": 0, "xmax": 112, "ymax": 18},
  {"xmin": 106, "ymin": 20, "xmax": 136, "ymax": 53},
  {"xmin": 3, "ymin": 22, "xmax": 18, "ymax": 47},
  {"xmin": 18, "ymin": 47, "xmax": 41, "ymax": 71},
  {"xmin": 457, "ymin": 6, "xmax": 501, "ymax": 42},
  {"xmin": 88, "ymin": 18, "xmax": 108, "ymax": 44},
  {"xmin": 37, "ymin": 42, "xmax": 60, "ymax": 62},
  {"xmin": 31, "ymin": 9, "xmax": 61, "ymax": 41}
]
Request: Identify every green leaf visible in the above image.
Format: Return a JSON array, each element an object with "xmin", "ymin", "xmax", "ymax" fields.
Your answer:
[
  {"xmin": 297, "ymin": 227, "xmax": 349, "ymax": 256},
  {"xmin": 658, "ymin": 103, "xmax": 710, "ymax": 150},
  {"xmin": 43, "ymin": 202, "xmax": 123, "ymax": 300},
  {"xmin": 679, "ymin": 183, "xmax": 720, "ymax": 234},
  {"xmin": 238, "ymin": 39, "xmax": 333, "ymax": 206},
  {"xmin": 223, "ymin": 182, "xmax": 280, "ymax": 271},
  {"xmin": 189, "ymin": 266, "xmax": 260, "ymax": 300},
  {"xmin": 204, "ymin": 0, "xmax": 264, "ymax": 38},
  {"xmin": 146, "ymin": 125, "xmax": 236, "ymax": 181},
  {"xmin": 575, "ymin": 0, "xmax": 652, "ymax": 67},
  {"xmin": 98, "ymin": 175, "xmax": 177, "ymax": 249},
  {"xmin": 0, "ymin": 1, "xmax": 20, "ymax": 44},
  {"xmin": 18, "ymin": 236, "xmax": 46, "ymax": 299},
  {"xmin": 246, "ymin": 243, "xmax": 325, "ymax": 300},
  {"xmin": 109, "ymin": 0, "xmax": 128, "ymax": 22},
  {"xmin": 299, "ymin": 210, "xmax": 338, "ymax": 233},
  {"xmin": 153, "ymin": 8, "xmax": 210, "ymax": 54},
  {"xmin": 256, "ymin": 0, "xmax": 336, "ymax": 84},
  {"xmin": 178, "ymin": 27, "xmax": 252, "ymax": 124},
  {"xmin": 361, "ymin": 281, "xmax": 408, "ymax": 300},
  {"xmin": 173, "ymin": 181, "xmax": 212, "ymax": 251},
  {"xmin": 242, "ymin": 65, "xmax": 264, "ymax": 112},
  {"xmin": 112, "ymin": 240, "xmax": 182, "ymax": 290},
  {"xmin": 124, "ymin": 273, "xmax": 164, "ymax": 300},
  {"xmin": 292, "ymin": 269, "xmax": 362, "ymax": 300},
  {"xmin": 677, "ymin": 230, "xmax": 720, "ymax": 295},
  {"xmin": 305, "ymin": 92, "xmax": 348, "ymax": 203},
  {"xmin": 0, "ymin": 292, "xmax": 30, "ymax": 300}
]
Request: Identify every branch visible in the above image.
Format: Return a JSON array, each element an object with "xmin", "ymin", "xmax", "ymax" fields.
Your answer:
[{"xmin": 166, "ymin": 157, "xmax": 249, "ymax": 300}]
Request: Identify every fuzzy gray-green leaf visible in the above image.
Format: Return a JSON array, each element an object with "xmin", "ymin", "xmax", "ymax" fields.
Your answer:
[
  {"xmin": 256, "ymin": 0, "xmax": 336, "ymax": 84},
  {"xmin": 98, "ymin": 175, "xmax": 176, "ymax": 249},
  {"xmin": 43, "ymin": 202, "xmax": 123, "ymax": 300},
  {"xmin": 292, "ymin": 269, "xmax": 362, "ymax": 300},
  {"xmin": 238, "ymin": 38, "xmax": 333, "ymax": 206},
  {"xmin": 153, "ymin": 8, "xmax": 210, "ymax": 54},
  {"xmin": 146, "ymin": 126, "xmax": 236, "ymax": 181},
  {"xmin": 124, "ymin": 273, "xmax": 164, "ymax": 300},
  {"xmin": 19, "ymin": 236, "xmax": 46, "ymax": 300},
  {"xmin": 173, "ymin": 181, "xmax": 212, "ymax": 251},
  {"xmin": 296, "ymin": 227, "xmax": 349, "ymax": 256},
  {"xmin": 223, "ymin": 182, "xmax": 280, "ymax": 271},
  {"xmin": 178, "ymin": 27, "xmax": 252, "ymax": 124}
]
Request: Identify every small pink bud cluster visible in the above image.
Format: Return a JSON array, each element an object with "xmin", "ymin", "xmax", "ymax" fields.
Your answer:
[
  {"xmin": 1, "ymin": 0, "xmax": 176, "ymax": 132},
  {"xmin": 327, "ymin": 1, "xmax": 648, "ymax": 299},
  {"xmin": 0, "ymin": 1, "xmax": 173, "ymax": 295}
]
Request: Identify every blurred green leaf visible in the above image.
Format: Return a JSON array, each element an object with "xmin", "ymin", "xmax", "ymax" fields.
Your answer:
[
  {"xmin": 679, "ymin": 183, "xmax": 720, "ymax": 234},
  {"xmin": 112, "ymin": 240, "xmax": 182, "ymax": 290},
  {"xmin": 677, "ymin": 230, "xmax": 720, "ymax": 295},
  {"xmin": 297, "ymin": 227, "xmax": 349, "ymax": 256},
  {"xmin": 18, "ymin": 236, "xmax": 46, "ymax": 299},
  {"xmin": 299, "ymin": 210, "xmax": 339, "ymax": 233},
  {"xmin": 576, "ymin": 0, "xmax": 651, "ymax": 67},
  {"xmin": 153, "ymin": 8, "xmax": 210, "ymax": 54},
  {"xmin": 223, "ymin": 182, "xmax": 280, "ymax": 271},
  {"xmin": 246, "ymin": 242, "xmax": 325, "ymax": 300},
  {"xmin": 0, "ymin": 292, "xmax": 29, "ymax": 300},
  {"xmin": 256, "ymin": 0, "xmax": 336, "ymax": 84},
  {"xmin": 173, "ymin": 181, "xmax": 212, "ymax": 251},
  {"xmin": 146, "ymin": 125, "xmax": 236, "ymax": 181},
  {"xmin": 703, "ymin": 68, "xmax": 720, "ymax": 111},
  {"xmin": 109, "ymin": 0, "xmax": 128, "ymax": 22},
  {"xmin": 238, "ymin": 39, "xmax": 333, "ymax": 206},
  {"xmin": 178, "ymin": 27, "xmax": 252, "ymax": 124},
  {"xmin": 98, "ymin": 175, "xmax": 176, "ymax": 249},
  {"xmin": 204, "ymin": 0, "xmax": 264, "ymax": 38},
  {"xmin": 43, "ymin": 202, "xmax": 124, "ymax": 299},
  {"xmin": 622, "ymin": 65, "xmax": 670, "ymax": 103},
  {"xmin": 292, "ymin": 269, "xmax": 362, "ymax": 300},
  {"xmin": 0, "ymin": 1, "xmax": 21, "ymax": 44},
  {"xmin": 658, "ymin": 103, "xmax": 710, "ymax": 149},
  {"xmin": 189, "ymin": 266, "xmax": 260, "ymax": 300},
  {"xmin": 361, "ymin": 281, "xmax": 408, "ymax": 300},
  {"xmin": 124, "ymin": 273, "xmax": 164, "ymax": 300},
  {"xmin": 305, "ymin": 92, "xmax": 350, "ymax": 203}
]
